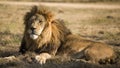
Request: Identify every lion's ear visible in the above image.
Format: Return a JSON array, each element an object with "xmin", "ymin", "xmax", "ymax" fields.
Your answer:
[
  {"xmin": 31, "ymin": 5, "xmax": 38, "ymax": 14},
  {"xmin": 24, "ymin": 12, "xmax": 31, "ymax": 24},
  {"xmin": 24, "ymin": 6, "xmax": 38, "ymax": 24}
]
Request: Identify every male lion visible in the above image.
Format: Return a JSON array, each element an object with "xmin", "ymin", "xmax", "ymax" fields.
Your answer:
[{"xmin": 19, "ymin": 5, "xmax": 117, "ymax": 64}]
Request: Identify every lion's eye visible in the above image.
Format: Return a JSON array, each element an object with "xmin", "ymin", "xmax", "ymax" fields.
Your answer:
[{"xmin": 39, "ymin": 20, "xmax": 43, "ymax": 23}]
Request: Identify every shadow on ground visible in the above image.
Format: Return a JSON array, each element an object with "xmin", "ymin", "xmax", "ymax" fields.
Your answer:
[{"xmin": 0, "ymin": 52, "xmax": 120, "ymax": 68}]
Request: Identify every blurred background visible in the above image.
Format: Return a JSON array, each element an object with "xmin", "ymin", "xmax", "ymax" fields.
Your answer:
[{"xmin": 0, "ymin": 0, "xmax": 120, "ymax": 2}]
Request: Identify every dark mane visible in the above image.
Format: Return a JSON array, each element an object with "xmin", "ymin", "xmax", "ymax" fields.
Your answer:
[{"xmin": 20, "ymin": 5, "xmax": 71, "ymax": 55}]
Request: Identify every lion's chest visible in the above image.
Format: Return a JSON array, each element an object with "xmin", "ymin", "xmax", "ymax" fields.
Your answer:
[{"xmin": 26, "ymin": 41, "xmax": 50, "ymax": 53}]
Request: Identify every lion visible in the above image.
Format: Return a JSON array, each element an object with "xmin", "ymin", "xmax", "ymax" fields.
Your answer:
[{"xmin": 19, "ymin": 5, "xmax": 117, "ymax": 64}]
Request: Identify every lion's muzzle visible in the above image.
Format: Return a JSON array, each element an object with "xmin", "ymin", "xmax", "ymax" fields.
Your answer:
[
  {"xmin": 28, "ymin": 25, "xmax": 45, "ymax": 40},
  {"xmin": 28, "ymin": 28, "xmax": 39, "ymax": 40}
]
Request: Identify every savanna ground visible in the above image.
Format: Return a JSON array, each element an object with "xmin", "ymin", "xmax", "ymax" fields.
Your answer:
[{"xmin": 0, "ymin": 1, "xmax": 120, "ymax": 68}]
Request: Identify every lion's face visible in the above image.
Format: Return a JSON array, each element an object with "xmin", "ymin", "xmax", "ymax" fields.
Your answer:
[{"xmin": 27, "ymin": 14, "xmax": 46, "ymax": 40}]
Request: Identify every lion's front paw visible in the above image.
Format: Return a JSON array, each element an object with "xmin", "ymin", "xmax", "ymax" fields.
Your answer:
[{"xmin": 35, "ymin": 53, "xmax": 51, "ymax": 64}]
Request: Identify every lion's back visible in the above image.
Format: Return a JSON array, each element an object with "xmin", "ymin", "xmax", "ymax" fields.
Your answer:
[{"xmin": 57, "ymin": 34, "xmax": 117, "ymax": 64}]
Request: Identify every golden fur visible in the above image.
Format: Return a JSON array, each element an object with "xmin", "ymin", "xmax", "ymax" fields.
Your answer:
[{"xmin": 19, "ymin": 5, "xmax": 117, "ymax": 64}]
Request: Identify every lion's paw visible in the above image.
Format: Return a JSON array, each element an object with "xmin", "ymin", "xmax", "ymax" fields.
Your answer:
[
  {"xmin": 4, "ymin": 56, "xmax": 16, "ymax": 61},
  {"xmin": 35, "ymin": 53, "xmax": 51, "ymax": 64}
]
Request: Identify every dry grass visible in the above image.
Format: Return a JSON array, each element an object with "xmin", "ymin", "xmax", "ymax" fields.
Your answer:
[
  {"xmin": 0, "ymin": 3, "xmax": 120, "ymax": 68},
  {"xmin": 55, "ymin": 8, "xmax": 120, "ymax": 45}
]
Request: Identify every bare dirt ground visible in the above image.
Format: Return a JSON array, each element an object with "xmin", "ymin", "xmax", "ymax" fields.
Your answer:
[{"xmin": 0, "ymin": 1, "xmax": 120, "ymax": 68}]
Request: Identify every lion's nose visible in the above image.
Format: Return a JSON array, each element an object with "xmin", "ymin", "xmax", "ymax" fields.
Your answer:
[
  {"xmin": 31, "ymin": 27, "xmax": 36, "ymax": 31},
  {"xmin": 30, "ymin": 27, "xmax": 36, "ymax": 34}
]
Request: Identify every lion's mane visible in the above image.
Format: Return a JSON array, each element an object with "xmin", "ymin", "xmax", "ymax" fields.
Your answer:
[{"xmin": 19, "ymin": 5, "xmax": 71, "ymax": 55}]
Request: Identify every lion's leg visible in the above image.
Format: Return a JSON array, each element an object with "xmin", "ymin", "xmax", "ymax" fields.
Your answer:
[
  {"xmin": 84, "ymin": 43, "xmax": 116, "ymax": 64},
  {"xmin": 19, "ymin": 37, "xmax": 27, "ymax": 54},
  {"xmin": 35, "ymin": 53, "xmax": 52, "ymax": 64},
  {"xmin": 35, "ymin": 45, "xmax": 59, "ymax": 64}
]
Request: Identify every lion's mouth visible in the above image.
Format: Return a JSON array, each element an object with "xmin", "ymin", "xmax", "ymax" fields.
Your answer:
[
  {"xmin": 30, "ymin": 34, "xmax": 39, "ymax": 40},
  {"xmin": 28, "ymin": 27, "xmax": 45, "ymax": 40},
  {"xmin": 28, "ymin": 30, "xmax": 39, "ymax": 40},
  {"xmin": 31, "ymin": 32, "xmax": 39, "ymax": 35}
]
